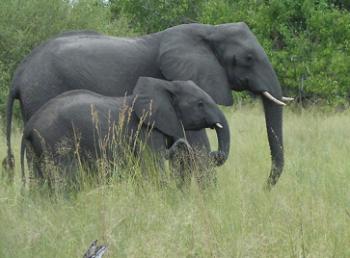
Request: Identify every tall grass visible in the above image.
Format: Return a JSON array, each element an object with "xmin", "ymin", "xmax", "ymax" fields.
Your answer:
[{"xmin": 1, "ymin": 105, "xmax": 350, "ymax": 257}]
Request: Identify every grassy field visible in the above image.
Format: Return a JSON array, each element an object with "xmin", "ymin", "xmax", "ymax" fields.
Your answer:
[{"xmin": 1, "ymin": 104, "xmax": 350, "ymax": 257}]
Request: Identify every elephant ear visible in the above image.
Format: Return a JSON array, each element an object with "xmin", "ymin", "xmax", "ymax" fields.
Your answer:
[
  {"xmin": 159, "ymin": 26, "xmax": 233, "ymax": 106},
  {"xmin": 133, "ymin": 77, "xmax": 184, "ymax": 139}
]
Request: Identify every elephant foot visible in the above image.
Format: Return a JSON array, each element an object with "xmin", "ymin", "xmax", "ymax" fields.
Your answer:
[
  {"xmin": 2, "ymin": 154, "xmax": 15, "ymax": 170},
  {"xmin": 264, "ymin": 176, "xmax": 279, "ymax": 191},
  {"xmin": 263, "ymin": 182, "xmax": 272, "ymax": 192},
  {"xmin": 2, "ymin": 154, "xmax": 15, "ymax": 183},
  {"xmin": 265, "ymin": 167, "xmax": 283, "ymax": 191}
]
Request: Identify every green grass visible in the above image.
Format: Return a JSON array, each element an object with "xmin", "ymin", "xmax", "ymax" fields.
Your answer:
[{"xmin": 1, "ymin": 104, "xmax": 350, "ymax": 257}]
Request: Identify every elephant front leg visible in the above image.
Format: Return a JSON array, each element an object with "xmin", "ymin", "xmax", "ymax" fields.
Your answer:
[
  {"xmin": 184, "ymin": 130, "xmax": 218, "ymax": 189},
  {"xmin": 166, "ymin": 138, "xmax": 196, "ymax": 189},
  {"xmin": 1, "ymin": 154, "xmax": 15, "ymax": 183}
]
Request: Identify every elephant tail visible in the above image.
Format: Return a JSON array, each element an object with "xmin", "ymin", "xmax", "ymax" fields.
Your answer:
[
  {"xmin": 2, "ymin": 88, "xmax": 18, "ymax": 171},
  {"xmin": 20, "ymin": 134, "xmax": 27, "ymax": 186}
]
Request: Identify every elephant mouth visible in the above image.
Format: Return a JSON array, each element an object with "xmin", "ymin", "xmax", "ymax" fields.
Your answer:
[
  {"xmin": 232, "ymin": 77, "xmax": 294, "ymax": 106},
  {"xmin": 230, "ymin": 79, "xmax": 246, "ymax": 91}
]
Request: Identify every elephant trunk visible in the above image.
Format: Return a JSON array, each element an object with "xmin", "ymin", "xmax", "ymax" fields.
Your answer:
[
  {"xmin": 262, "ymin": 97, "xmax": 284, "ymax": 187},
  {"xmin": 210, "ymin": 109, "xmax": 230, "ymax": 166}
]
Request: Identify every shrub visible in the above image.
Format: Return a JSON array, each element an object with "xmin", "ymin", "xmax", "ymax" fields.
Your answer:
[
  {"xmin": 0, "ymin": 0, "xmax": 134, "ymax": 122},
  {"xmin": 110, "ymin": 0, "xmax": 204, "ymax": 33}
]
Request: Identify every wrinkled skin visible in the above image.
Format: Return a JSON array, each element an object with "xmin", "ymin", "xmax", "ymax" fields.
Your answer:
[
  {"xmin": 20, "ymin": 77, "xmax": 230, "ymax": 184},
  {"xmin": 6, "ymin": 22, "xmax": 285, "ymax": 186}
]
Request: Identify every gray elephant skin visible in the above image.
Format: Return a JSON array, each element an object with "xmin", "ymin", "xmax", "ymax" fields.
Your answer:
[
  {"xmin": 5, "ymin": 22, "xmax": 287, "ymax": 186},
  {"xmin": 20, "ymin": 77, "xmax": 230, "ymax": 184}
]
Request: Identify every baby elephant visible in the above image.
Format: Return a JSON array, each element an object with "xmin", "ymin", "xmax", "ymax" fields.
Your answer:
[{"xmin": 20, "ymin": 77, "xmax": 230, "ymax": 185}]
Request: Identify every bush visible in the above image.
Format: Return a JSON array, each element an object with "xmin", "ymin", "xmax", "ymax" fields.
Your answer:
[
  {"xmin": 0, "ymin": 0, "xmax": 134, "ymax": 122},
  {"xmin": 110, "ymin": 0, "xmax": 204, "ymax": 33}
]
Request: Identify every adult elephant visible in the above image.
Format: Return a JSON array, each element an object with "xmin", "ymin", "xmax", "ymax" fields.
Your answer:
[{"xmin": 4, "ymin": 22, "xmax": 290, "ymax": 186}]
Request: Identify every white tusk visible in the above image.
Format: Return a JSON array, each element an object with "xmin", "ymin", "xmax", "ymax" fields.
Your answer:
[
  {"xmin": 215, "ymin": 123, "xmax": 223, "ymax": 129},
  {"xmin": 282, "ymin": 96, "xmax": 294, "ymax": 101},
  {"xmin": 262, "ymin": 92, "xmax": 286, "ymax": 106}
]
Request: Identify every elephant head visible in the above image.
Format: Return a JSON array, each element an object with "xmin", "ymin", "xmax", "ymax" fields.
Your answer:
[
  {"xmin": 159, "ymin": 22, "xmax": 290, "ymax": 185},
  {"xmin": 133, "ymin": 77, "xmax": 230, "ymax": 165}
]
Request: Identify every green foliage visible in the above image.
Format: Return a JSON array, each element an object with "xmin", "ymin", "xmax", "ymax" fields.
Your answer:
[
  {"xmin": 0, "ymin": 0, "xmax": 134, "ymax": 121},
  {"xmin": 110, "ymin": 0, "xmax": 203, "ymax": 33}
]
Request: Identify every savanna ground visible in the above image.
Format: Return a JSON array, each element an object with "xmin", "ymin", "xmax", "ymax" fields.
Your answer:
[{"xmin": 1, "ymin": 104, "xmax": 350, "ymax": 257}]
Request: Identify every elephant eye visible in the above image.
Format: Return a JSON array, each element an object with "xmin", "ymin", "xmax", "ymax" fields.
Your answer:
[
  {"xmin": 246, "ymin": 54, "xmax": 254, "ymax": 63},
  {"xmin": 197, "ymin": 101, "xmax": 204, "ymax": 108}
]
